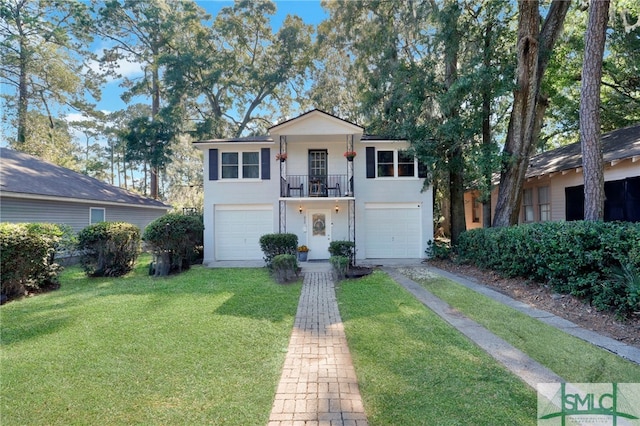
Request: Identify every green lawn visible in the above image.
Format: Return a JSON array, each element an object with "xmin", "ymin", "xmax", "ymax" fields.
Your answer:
[
  {"xmin": 1, "ymin": 256, "xmax": 301, "ymax": 425},
  {"xmin": 406, "ymin": 271, "xmax": 640, "ymax": 383},
  {"xmin": 337, "ymin": 271, "xmax": 538, "ymax": 425}
]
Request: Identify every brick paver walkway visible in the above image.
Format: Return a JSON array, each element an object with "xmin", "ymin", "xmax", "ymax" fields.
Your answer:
[{"xmin": 268, "ymin": 271, "xmax": 368, "ymax": 426}]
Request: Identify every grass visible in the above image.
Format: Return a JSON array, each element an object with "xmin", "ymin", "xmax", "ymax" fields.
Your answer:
[
  {"xmin": 337, "ymin": 270, "xmax": 538, "ymax": 425},
  {"xmin": 1, "ymin": 255, "xmax": 301, "ymax": 425},
  {"xmin": 407, "ymin": 272, "xmax": 640, "ymax": 383}
]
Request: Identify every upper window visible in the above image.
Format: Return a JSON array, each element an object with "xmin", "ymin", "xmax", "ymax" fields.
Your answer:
[
  {"xmin": 377, "ymin": 150, "xmax": 417, "ymax": 178},
  {"xmin": 221, "ymin": 152, "xmax": 259, "ymax": 179},
  {"xmin": 90, "ymin": 207, "xmax": 105, "ymax": 224}
]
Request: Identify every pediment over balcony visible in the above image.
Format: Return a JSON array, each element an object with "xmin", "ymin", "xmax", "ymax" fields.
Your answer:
[{"xmin": 269, "ymin": 109, "xmax": 363, "ymax": 136}]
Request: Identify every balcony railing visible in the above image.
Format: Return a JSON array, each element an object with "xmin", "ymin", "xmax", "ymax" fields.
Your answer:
[{"xmin": 281, "ymin": 175, "xmax": 353, "ymax": 198}]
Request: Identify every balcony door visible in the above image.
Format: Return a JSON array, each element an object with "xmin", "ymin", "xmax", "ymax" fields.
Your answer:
[{"xmin": 309, "ymin": 150, "xmax": 327, "ymax": 196}]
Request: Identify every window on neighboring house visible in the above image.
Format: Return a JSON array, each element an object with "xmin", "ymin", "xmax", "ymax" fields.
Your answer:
[
  {"xmin": 90, "ymin": 207, "xmax": 105, "ymax": 224},
  {"xmin": 221, "ymin": 152, "xmax": 259, "ymax": 179},
  {"xmin": 538, "ymin": 186, "xmax": 550, "ymax": 221},
  {"xmin": 522, "ymin": 188, "xmax": 534, "ymax": 222},
  {"xmin": 472, "ymin": 196, "xmax": 481, "ymax": 223},
  {"xmin": 376, "ymin": 150, "xmax": 417, "ymax": 178}
]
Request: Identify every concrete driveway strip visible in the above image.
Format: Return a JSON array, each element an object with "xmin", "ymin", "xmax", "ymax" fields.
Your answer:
[
  {"xmin": 384, "ymin": 267, "xmax": 565, "ymax": 390},
  {"xmin": 428, "ymin": 266, "xmax": 640, "ymax": 366}
]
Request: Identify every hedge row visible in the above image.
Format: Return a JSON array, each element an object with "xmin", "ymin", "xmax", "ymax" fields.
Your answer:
[
  {"xmin": 78, "ymin": 222, "xmax": 141, "ymax": 277},
  {"xmin": 457, "ymin": 221, "xmax": 640, "ymax": 318}
]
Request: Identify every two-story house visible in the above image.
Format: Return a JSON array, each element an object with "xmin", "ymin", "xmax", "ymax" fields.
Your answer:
[{"xmin": 194, "ymin": 109, "xmax": 434, "ymax": 265}]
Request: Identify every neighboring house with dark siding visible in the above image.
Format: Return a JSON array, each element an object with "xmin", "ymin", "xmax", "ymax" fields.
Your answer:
[
  {"xmin": 464, "ymin": 124, "xmax": 640, "ymax": 228},
  {"xmin": 0, "ymin": 148, "xmax": 170, "ymax": 233}
]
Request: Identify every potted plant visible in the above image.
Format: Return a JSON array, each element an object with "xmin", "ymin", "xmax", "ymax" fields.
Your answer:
[
  {"xmin": 344, "ymin": 151, "xmax": 357, "ymax": 161},
  {"xmin": 297, "ymin": 245, "xmax": 309, "ymax": 261},
  {"xmin": 275, "ymin": 152, "xmax": 287, "ymax": 162}
]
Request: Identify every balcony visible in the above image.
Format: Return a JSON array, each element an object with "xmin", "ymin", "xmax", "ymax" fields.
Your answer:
[{"xmin": 281, "ymin": 175, "xmax": 353, "ymax": 198}]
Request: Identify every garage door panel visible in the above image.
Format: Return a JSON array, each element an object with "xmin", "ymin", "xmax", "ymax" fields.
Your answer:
[
  {"xmin": 364, "ymin": 206, "xmax": 421, "ymax": 258},
  {"xmin": 215, "ymin": 207, "xmax": 272, "ymax": 261}
]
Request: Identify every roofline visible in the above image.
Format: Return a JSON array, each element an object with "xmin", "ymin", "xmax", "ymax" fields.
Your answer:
[
  {"xmin": 1, "ymin": 191, "xmax": 171, "ymax": 210},
  {"xmin": 193, "ymin": 137, "xmax": 274, "ymax": 144},
  {"xmin": 268, "ymin": 109, "xmax": 364, "ymax": 133}
]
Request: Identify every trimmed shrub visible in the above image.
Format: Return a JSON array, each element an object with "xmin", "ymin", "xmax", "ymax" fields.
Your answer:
[
  {"xmin": 259, "ymin": 233, "xmax": 298, "ymax": 268},
  {"xmin": 328, "ymin": 241, "xmax": 355, "ymax": 265},
  {"xmin": 330, "ymin": 256, "xmax": 349, "ymax": 281},
  {"xmin": 143, "ymin": 214, "xmax": 204, "ymax": 276},
  {"xmin": 0, "ymin": 223, "xmax": 64, "ymax": 300},
  {"xmin": 457, "ymin": 221, "xmax": 640, "ymax": 318},
  {"xmin": 78, "ymin": 222, "xmax": 140, "ymax": 277},
  {"xmin": 272, "ymin": 254, "xmax": 298, "ymax": 283}
]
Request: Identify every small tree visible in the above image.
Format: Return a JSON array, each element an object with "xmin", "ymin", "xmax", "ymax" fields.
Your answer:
[{"xmin": 143, "ymin": 214, "xmax": 204, "ymax": 276}]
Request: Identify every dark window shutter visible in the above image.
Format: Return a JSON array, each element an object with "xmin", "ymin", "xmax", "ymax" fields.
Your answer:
[
  {"xmin": 366, "ymin": 147, "xmax": 375, "ymax": 178},
  {"xmin": 604, "ymin": 179, "xmax": 625, "ymax": 221},
  {"xmin": 625, "ymin": 176, "xmax": 640, "ymax": 222},
  {"xmin": 418, "ymin": 161, "xmax": 428, "ymax": 178},
  {"xmin": 565, "ymin": 185, "xmax": 584, "ymax": 221},
  {"xmin": 209, "ymin": 149, "xmax": 218, "ymax": 180},
  {"xmin": 261, "ymin": 148, "xmax": 270, "ymax": 180}
]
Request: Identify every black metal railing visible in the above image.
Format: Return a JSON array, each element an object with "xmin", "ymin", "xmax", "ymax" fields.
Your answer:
[{"xmin": 280, "ymin": 175, "xmax": 353, "ymax": 197}]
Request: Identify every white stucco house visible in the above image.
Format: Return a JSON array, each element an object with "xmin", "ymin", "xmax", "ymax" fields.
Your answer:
[{"xmin": 193, "ymin": 109, "xmax": 434, "ymax": 265}]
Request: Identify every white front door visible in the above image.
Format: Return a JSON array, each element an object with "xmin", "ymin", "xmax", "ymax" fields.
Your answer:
[{"xmin": 308, "ymin": 209, "xmax": 331, "ymax": 260}]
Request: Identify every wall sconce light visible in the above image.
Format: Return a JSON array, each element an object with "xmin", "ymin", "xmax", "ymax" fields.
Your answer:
[
  {"xmin": 335, "ymin": 204, "xmax": 339, "ymax": 214},
  {"xmin": 299, "ymin": 205, "xmax": 303, "ymax": 214}
]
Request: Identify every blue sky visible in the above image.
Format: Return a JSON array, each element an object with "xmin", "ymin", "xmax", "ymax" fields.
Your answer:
[{"xmin": 93, "ymin": 0, "xmax": 327, "ymax": 114}]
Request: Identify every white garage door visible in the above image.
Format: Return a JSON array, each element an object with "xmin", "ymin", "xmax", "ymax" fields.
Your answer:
[
  {"xmin": 215, "ymin": 205, "xmax": 273, "ymax": 260},
  {"xmin": 364, "ymin": 204, "xmax": 421, "ymax": 258}
]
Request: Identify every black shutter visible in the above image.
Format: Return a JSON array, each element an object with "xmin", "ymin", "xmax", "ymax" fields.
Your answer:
[
  {"xmin": 418, "ymin": 161, "xmax": 428, "ymax": 178},
  {"xmin": 565, "ymin": 185, "xmax": 584, "ymax": 221},
  {"xmin": 209, "ymin": 149, "xmax": 218, "ymax": 180},
  {"xmin": 261, "ymin": 148, "xmax": 270, "ymax": 180},
  {"xmin": 366, "ymin": 147, "xmax": 375, "ymax": 178},
  {"xmin": 604, "ymin": 179, "xmax": 625, "ymax": 221},
  {"xmin": 625, "ymin": 176, "xmax": 640, "ymax": 222}
]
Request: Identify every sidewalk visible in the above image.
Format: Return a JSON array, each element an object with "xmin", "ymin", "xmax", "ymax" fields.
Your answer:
[{"xmin": 267, "ymin": 265, "xmax": 368, "ymax": 426}]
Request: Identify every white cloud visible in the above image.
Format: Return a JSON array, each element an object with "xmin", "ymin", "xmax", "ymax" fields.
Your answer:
[{"xmin": 88, "ymin": 47, "xmax": 144, "ymax": 83}]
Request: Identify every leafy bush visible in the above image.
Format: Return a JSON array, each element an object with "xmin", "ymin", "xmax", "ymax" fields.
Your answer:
[
  {"xmin": 330, "ymin": 256, "xmax": 349, "ymax": 281},
  {"xmin": 0, "ymin": 223, "xmax": 64, "ymax": 300},
  {"xmin": 328, "ymin": 241, "xmax": 355, "ymax": 265},
  {"xmin": 426, "ymin": 239, "xmax": 451, "ymax": 260},
  {"xmin": 78, "ymin": 222, "xmax": 140, "ymax": 277},
  {"xmin": 259, "ymin": 233, "xmax": 298, "ymax": 268},
  {"xmin": 143, "ymin": 214, "xmax": 204, "ymax": 276},
  {"xmin": 457, "ymin": 221, "xmax": 640, "ymax": 318},
  {"xmin": 272, "ymin": 254, "xmax": 298, "ymax": 283}
]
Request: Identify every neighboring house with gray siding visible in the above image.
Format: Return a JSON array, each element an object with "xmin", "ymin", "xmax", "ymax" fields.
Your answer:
[{"xmin": 1, "ymin": 148, "xmax": 170, "ymax": 233}]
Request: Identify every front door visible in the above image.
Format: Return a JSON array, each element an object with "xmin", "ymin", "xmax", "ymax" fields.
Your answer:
[{"xmin": 308, "ymin": 209, "xmax": 331, "ymax": 259}]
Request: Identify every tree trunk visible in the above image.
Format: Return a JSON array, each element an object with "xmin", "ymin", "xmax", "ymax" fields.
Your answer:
[
  {"xmin": 493, "ymin": 0, "xmax": 571, "ymax": 227},
  {"xmin": 17, "ymin": 33, "xmax": 29, "ymax": 146},
  {"xmin": 481, "ymin": 20, "xmax": 493, "ymax": 229},
  {"xmin": 150, "ymin": 53, "xmax": 160, "ymax": 199},
  {"xmin": 442, "ymin": 1, "xmax": 466, "ymax": 244},
  {"xmin": 580, "ymin": 0, "xmax": 609, "ymax": 221}
]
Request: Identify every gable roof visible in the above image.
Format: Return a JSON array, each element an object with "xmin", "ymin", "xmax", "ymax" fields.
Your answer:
[
  {"xmin": 268, "ymin": 109, "xmax": 364, "ymax": 135},
  {"xmin": 0, "ymin": 148, "xmax": 169, "ymax": 209},
  {"xmin": 526, "ymin": 123, "xmax": 640, "ymax": 179}
]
